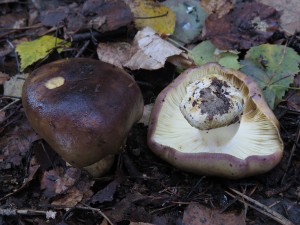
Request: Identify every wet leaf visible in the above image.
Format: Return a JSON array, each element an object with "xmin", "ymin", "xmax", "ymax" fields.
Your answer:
[
  {"xmin": 183, "ymin": 203, "xmax": 246, "ymax": 225},
  {"xmin": 16, "ymin": 35, "xmax": 70, "ymax": 71},
  {"xmin": 162, "ymin": 0, "xmax": 207, "ymax": 44},
  {"xmin": 241, "ymin": 44, "xmax": 300, "ymax": 108},
  {"xmin": 203, "ymin": 2, "xmax": 281, "ymax": 50},
  {"xmin": 259, "ymin": 0, "xmax": 300, "ymax": 34},
  {"xmin": 189, "ymin": 40, "xmax": 241, "ymax": 69},
  {"xmin": 126, "ymin": 0, "xmax": 176, "ymax": 35}
]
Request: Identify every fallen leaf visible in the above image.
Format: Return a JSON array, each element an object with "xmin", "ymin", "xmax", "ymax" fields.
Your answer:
[
  {"xmin": 162, "ymin": 0, "xmax": 208, "ymax": 44},
  {"xmin": 97, "ymin": 42, "xmax": 132, "ymax": 68},
  {"xmin": 125, "ymin": 27, "xmax": 183, "ymax": 70},
  {"xmin": 259, "ymin": 0, "xmax": 300, "ymax": 34},
  {"xmin": 41, "ymin": 167, "xmax": 94, "ymax": 206},
  {"xmin": 3, "ymin": 73, "xmax": 28, "ymax": 98},
  {"xmin": 0, "ymin": 71, "xmax": 10, "ymax": 85},
  {"xmin": 51, "ymin": 186, "xmax": 84, "ymax": 207},
  {"xmin": 40, "ymin": 168, "xmax": 62, "ymax": 198},
  {"xmin": 105, "ymin": 192, "xmax": 152, "ymax": 223},
  {"xmin": 189, "ymin": 40, "xmax": 241, "ymax": 69},
  {"xmin": 82, "ymin": 0, "xmax": 133, "ymax": 32},
  {"xmin": 0, "ymin": 12, "xmax": 27, "ymax": 37},
  {"xmin": 240, "ymin": 44, "xmax": 300, "ymax": 108},
  {"xmin": 39, "ymin": 6, "xmax": 69, "ymax": 27},
  {"xmin": 203, "ymin": 2, "xmax": 281, "ymax": 50},
  {"xmin": 54, "ymin": 167, "xmax": 81, "ymax": 194},
  {"xmin": 126, "ymin": 0, "xmax": 176, "ymax": 35},
  {"xmin": 1, "ymin": 119, "xmax": 40, "ymax": 168},
  {"xmin": 90, "ymin": 178, "xmax": 123, "ymax": 204},
  {"xmin": 183, "ymin": 203, "xmax": 246, "ymax": 225},
  {"xmin": 201, "ymin": 0, "xmax": 234, "ymax": 18},
  {"xmin": 16, "ymin": 35, "xmax": 70, "ymax": 71}
]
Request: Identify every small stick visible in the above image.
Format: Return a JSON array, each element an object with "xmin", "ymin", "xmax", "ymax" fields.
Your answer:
[
  {"xmin": 75, "ymin": 205, "xmax": 114, "ymax": 225},
  {"xmin": 0, "ymin": 208, "xmax": 56, "ymax": 219},
  {"xmin": 226, "ymin": 188, "xmax": 295, "ymax": 225},
  {"xmin": 75, "ymin": 40, "xmax": 90, "ymax": 58},
  {"xmin": 0, "ymin": 99, "xmax": 20, "ymax": 112}
]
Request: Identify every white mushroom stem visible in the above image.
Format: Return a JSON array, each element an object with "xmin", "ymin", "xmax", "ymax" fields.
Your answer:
[{"xmin": 180, "ymin": 74, "xmax": 244, "ymax": 130}]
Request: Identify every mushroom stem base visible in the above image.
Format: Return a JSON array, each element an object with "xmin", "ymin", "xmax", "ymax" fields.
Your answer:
[{"xmin": 83, "ymin": 155, "xmax": 115, "ymax": 177}]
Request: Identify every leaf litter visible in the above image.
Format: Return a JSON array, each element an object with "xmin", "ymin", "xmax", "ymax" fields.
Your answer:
[
  {"xmin": 1, "ymin": 0, "xmax": 300, "ymax": 225},
  {"xmin": 203, "ymin": 1, "xmax": 281, "ymax": 50}
]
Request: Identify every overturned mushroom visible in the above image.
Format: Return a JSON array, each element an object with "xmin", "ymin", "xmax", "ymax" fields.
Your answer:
[
  {"xmin": 148, "ymin": 63, "xmax": 283, "ymax": 179},
  {"xmin": 22, "ymin": 58, "xmax": 144, "ymax": 177}
]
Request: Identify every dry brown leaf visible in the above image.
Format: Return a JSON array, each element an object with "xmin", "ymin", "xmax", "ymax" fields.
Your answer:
[
  {"xmin": 259, "ymin": 0, "xmax": 300, "ymax": 34},
  {"xmin": 201, "ymin": 0, "xmax": 234, "ymax": 18},
  {"xmin": 97, "ymin": 42, "xmax": 132, "ymax": 68},
  {"xmin": 51, "ymin": 186, "xmax": 83, "ymax": 207},
  {"xmin": 183, "ymin": 203, "xmax": 246, "ymax": 225},
  {"xmin": 125, "ymin": 27, "xmax": 183, "ymax": 70}
]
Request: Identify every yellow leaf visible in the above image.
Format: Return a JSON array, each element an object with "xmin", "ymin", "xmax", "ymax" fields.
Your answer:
[
  {"xmin": 128, "ymin": 0, "xmax": 176, "ymax": 35},
  {"xmin": 16, "ymin": 35, "xmax": 70, "ymax": 71}
]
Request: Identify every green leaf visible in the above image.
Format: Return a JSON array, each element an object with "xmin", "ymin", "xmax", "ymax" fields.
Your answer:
[
  {"xmin": 240, "ymin": 44, "xmax": 300, "ymax": 109},
  {"xmin": 188, "ymin": 40, "xmax": 241, "ymax": 69},
  {"xmin": 16, "ymin": 35, "xmax": 70, "ymax": 71},
  {"xmin": 218, "ymin": 52, "xmax": 241, "ymax": 70}
]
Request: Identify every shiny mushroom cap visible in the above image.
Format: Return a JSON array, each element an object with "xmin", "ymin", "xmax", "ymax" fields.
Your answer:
[
  {"xmin": 148, "ymin": 63, "xmax": 283, "ymax": 179},
  {"xmin": 22, "ymin": 58, "xmax": 144, "ymax": 177}
]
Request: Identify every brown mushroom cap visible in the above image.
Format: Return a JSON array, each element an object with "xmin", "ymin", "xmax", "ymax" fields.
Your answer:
[
  {"xmin": 147, "ymin": 63, "xmax": 283, "ymax": 179},
  {"xmin": 22, "ymin": 58, "xmax": 144, "ymax": 169}
]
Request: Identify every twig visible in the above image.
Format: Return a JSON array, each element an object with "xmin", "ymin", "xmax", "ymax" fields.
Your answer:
[
  {"xmin": 0, "ymin": 98, "xmax": 20, "ymax": 112},
  {"xmin": 75, "ymin": 40, "xmax": 90, "ymax": 58},
  {"xmin": 0, "ymin": 208, "xmax": 56, "ymax": 219},
  {"xmin": 76, "ymin": 205, "xmax": 114, "ymax": 225},
  {"xmin": 226, "ymin": 188, "xmax": 295, "ymax": 225},
  {"xmin": 45, "ymin": 204, "xmax": 114, "ymax": 225}
]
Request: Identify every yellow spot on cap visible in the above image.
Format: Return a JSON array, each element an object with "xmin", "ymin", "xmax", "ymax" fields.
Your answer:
[{"xmin": 45, "ymin": 76, "xmax": 65, "ymax": 89}]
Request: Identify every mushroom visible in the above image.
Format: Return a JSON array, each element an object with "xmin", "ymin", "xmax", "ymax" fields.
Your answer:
[
  {"xmin": 22, "ymin": 58, "xmax": 144, "ymax": 177},
  {"xmin": 147, "ymin": 63, "xmax": 283, "ymax": 179}
]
